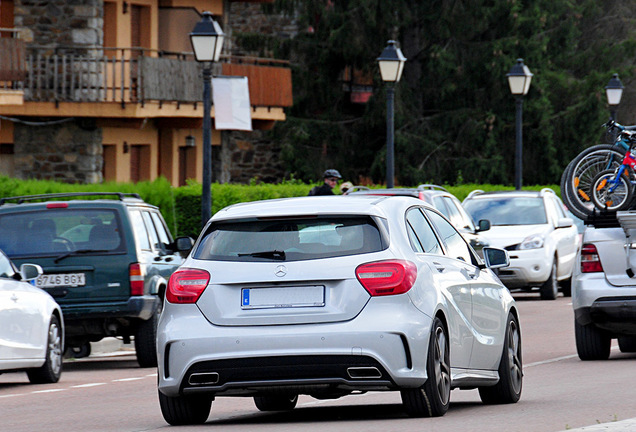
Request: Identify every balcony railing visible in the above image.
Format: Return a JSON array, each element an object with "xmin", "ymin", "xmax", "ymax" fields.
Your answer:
[{"xmin": 0, "ymin": 44, "xmax": 292, "ymax": 108}]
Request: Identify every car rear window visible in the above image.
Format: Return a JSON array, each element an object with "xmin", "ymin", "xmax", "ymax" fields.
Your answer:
[
  {"xmin": 0, "ymin": 209, "xmax": 125, "ymax": 257},
  {"xmin": 192, "ymin": 216, "xmax": 386, "ymax": 262},
  {"xmin": 463, "ymin": 197, "xmax": 547, "ymax": 226}
]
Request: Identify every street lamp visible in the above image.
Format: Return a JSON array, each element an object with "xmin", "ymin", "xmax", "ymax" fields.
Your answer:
[
  {"xmin": 605, "ymin": 73, "xmax": 624, "ymax": 121},
  {"xmin": 507, "ymin": 58, "xmax": 533, "ymax": 191},
  {"xmin": 190, "ymin": 11, "xmax": 225, "ymax": 228},
  {"xmin": 377, "ymin": 40, "xmax": 406, "ymax": 189}
]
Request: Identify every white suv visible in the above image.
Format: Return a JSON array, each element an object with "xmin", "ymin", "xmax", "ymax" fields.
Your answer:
[{"xmin": 463, "ymin": 189, "xmax": 579, "ymax": 300}]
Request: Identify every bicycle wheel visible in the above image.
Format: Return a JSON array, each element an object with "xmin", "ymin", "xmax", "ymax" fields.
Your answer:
[
  {"xmin": 561, "ymin": 144, "xmax": 625, "ymax": 218},
  {"xmin": 591, "ymin": 169, "xmax": 633, "ymax": 211}
]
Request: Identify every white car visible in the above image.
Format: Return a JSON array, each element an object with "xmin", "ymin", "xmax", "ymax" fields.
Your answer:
[
  {"xmin": 0, "ymin": 250, "xmax": 64, "ymax": 383},
  {"xmin": 463, "ymin": 188, "xmax": 580, "ymax": 300},
  {"xmin": 157, "ymin": 195, "xmax": 521, "ymax": 425}
]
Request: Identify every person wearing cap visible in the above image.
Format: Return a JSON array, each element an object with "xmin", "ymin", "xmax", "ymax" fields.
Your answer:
[{"xmin": 308, "ymin": 169, "xmax": 342, "ymax": 196}]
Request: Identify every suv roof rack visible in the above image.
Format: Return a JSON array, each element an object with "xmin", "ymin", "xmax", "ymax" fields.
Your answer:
[
  {"xmin": 539, "ymin": 188, "xmax": 556, "ymax": 197},
  {"xmin": 464, "ymin": 189, "xmax": 484, "ymax": 201},
  {"xmin": 0, "ymin": 192, "xmax": 143, "ymax": 205},
  {"xmin": 417, "ymin": 184, "xmax": 448, "ymax": 192}
]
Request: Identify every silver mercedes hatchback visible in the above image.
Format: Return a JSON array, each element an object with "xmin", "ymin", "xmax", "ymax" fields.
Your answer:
[{"xmin": 157, "ymin": 195, "xmax": 521, "ymax": 425}]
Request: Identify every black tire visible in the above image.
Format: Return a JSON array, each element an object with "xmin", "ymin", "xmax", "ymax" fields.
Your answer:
[
  {"xmin": 560, "ymin": 277, "xmax": 572, "ymax": 297},
  {"xmin": 560, "ymin": 160, "xmax": 589, "ymax": 221},
  {"xmin": 575, "ymin": 319, "xmax": 611, "ymax": 360},
  {"xmin": 561, "ymin": 145, "xmax": 625, "ymax": 219},
  {"xmin": 590, "ymin": 169, "xmax": 633, "ymax": 212},
  {"xmin": 478, "ymin": 312, "xmax": 522, "ymax": 404},
  {"xmin": 135, "ymin": 310, "xmax": 159, "ymax": 368},
  {"xmin": 254, "ymin": 394, "xmax": 298, "ymax": 411},
  {"xmin": 158, "ymin": 390, "xmax": 212, "ymax": 425},
  {"xmin": 401, "ymin": 316, "xmax": 450, "ymax": 417},
  {"xmin": 27, "ymin": 315, "xmax": 63, "ymax": 384},
  {"xmin": 539, "ymin": 261, "xmax": 558, "ymax": 300},
  {"xmin": 617, "ymin": 336, "xmax": 636, "ymax": 353},
  {"xmin": 69, "ymin": 342, "xmax": 92, "ymax": 359}
]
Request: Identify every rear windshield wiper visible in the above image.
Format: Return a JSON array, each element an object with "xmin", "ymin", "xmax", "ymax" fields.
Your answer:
[
  {"xmin": 237, "ymin": 250, "xmax": 286, "ymax": 260},
  {"xmin": 54, "ymin": 249, "xmax": 109, "ymax": 263}
]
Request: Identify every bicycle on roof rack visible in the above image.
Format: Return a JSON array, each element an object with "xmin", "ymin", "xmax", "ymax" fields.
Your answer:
[
  {"xmin": 588, "ymin": 130, "xmax": 636, "ymax": 211},
  {"xmin": 560, "ymin": 120, "xmax": 636, "ymax": 220}
]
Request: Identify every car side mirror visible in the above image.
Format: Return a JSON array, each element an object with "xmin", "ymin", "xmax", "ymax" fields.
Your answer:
[
  {"xmin": 477, "ymin": 219, "xmax": 491, "ymax": 232},
  {"xmin": 20, "ymin": 263, "xmax": 43, "ymax": 281},
  {"xmin": 175, "ymin": 236, "xmax": 194, "ymax": 252},
  {"xmin": 557, "ymin": 217, "xmax": 573, "ymax": 229},
  {"xmin": 483, "ymin": 247, "xmax": 509, "ymax": 269}
]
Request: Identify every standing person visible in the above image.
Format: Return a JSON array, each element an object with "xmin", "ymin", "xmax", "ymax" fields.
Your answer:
[{"xmin": 308, "ymin": 169, "xmax": 341, "ymax": 196}]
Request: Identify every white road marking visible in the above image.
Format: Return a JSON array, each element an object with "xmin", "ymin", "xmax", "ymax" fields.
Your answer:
[
  {"xmin": 71, "ymin": 383, "xmax": 107, "ymax": 388},
  {"xmin": 31, "ymin": 388, "xmax": 66, "ymax": 394}
]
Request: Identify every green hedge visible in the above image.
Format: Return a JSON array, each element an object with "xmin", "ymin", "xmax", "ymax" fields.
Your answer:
[{"xmin": 0, "ymin": 176, "xmax": 560, "ymax": 238}]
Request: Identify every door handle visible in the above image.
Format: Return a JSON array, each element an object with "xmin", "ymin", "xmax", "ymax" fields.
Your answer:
[
  {"xmin": 461, "ymin": 267, "xmax": 479, "ymax": 279},
  {"xmin": 432, "ymin": 262, "xmax": 445, "ymax": 273}
]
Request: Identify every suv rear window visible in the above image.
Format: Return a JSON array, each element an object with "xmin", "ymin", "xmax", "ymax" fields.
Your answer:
[
  {"xmin": 193, "ymin": 216, "xmax": 385, "ymax": 262},
  {"xmin": 0, "ymin": 209, "xmax": 125, "ymax": 257}
]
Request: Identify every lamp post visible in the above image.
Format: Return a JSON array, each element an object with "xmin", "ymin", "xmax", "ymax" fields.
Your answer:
[
  {"xmin": 507, "ymin": 58, "xmax": 533, "ymax": 191},
  {"xmin": 377, "ymin": 40, "xmax": 406, "ymax": 189},
  {"xmin": 190, "ymin": 11, "xmax": 225, "ymax": 228},
  {"xmin": 605, "ymin": 73, "xmax": 624, "ymax": 121}
]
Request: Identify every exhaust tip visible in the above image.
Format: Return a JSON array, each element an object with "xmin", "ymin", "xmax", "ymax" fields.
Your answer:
[
  {"xmin": 188, "ymin": 372, "xmax": 219, "ymax": 386},
  {"xmin": 347, "ymin": 367, "xmax": 382, "ymax": 379}
]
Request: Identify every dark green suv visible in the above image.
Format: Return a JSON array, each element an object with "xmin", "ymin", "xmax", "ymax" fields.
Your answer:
[{"xmin": 0, "ymin": 192, "xmax": 192, "ymax": 367}]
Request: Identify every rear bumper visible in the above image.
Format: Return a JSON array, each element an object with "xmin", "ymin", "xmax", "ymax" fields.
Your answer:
[
  {"xmin": 157, "ymin": 300, "xmax": 433, "ymax": 398},
  {"xmin": 573, "ymin": 272, "xmax": 636, "ymax": 334},
  {"xmin": 61, "ymin": 295, "xmax": 160, "ymax": 321}
]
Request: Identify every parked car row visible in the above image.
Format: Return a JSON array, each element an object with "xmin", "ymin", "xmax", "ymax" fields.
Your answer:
[
  {"xmin": 349, "ymin": 185, "xmax": 581, "ymax": 300},
  {"xmin": 0, "ymin": 192, "xmax": 194, "ymax": 383}
]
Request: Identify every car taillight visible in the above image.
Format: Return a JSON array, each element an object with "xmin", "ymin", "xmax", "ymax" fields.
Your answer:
[
  {"xmin": 167, "ymin": 268, "xmax": 210, "ymax": 304},
  {"xmin": 46, "ymin": 202, "xmax": 68, "ymax": 209},
  {"xmin": 129, "ymin": 263, "xmax": 144, "ymax": 295},
  {"xmin": 581, "ymin": 244, "xmax": 603, "ymax": 273},
  {"xmin": 355, "ymin": 260, "xmax": 417, "ymax": 296}
]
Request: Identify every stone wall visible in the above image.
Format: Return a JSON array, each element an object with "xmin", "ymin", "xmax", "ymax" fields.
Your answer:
[
  {"xmin": 219, "ymin": 130, "xmax": 285, "ymax": 184},
  {"xmin": 14, "ymin": 120, "xmax": 103, "ymax": 183},
  {"xmin": 14, "ymin": 0, "xmax": 103, "ymax": 48}
]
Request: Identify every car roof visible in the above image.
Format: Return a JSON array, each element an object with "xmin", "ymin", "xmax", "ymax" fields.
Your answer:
[{"xmin": 211, "ymin": 195, "xmax": 432, "ymax": 222}]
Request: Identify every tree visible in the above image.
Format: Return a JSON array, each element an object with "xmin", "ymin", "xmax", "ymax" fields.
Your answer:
[{"xmin": 265, "ymin": 0, "xmax": 636, "ymax": 186}]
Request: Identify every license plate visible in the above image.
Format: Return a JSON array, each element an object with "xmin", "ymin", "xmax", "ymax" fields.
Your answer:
[
  {"xmin": 241, "ymin": 285, "xmax": 325, "ymax": 309},
  {"xmin": 36, "ymin": 273, "xmax": 86, "ymax": 288}
]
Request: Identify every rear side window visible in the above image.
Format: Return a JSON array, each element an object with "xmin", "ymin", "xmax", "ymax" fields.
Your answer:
[
  {"xmin": 0, "ymin": 208, "xmax": 124, "ymax": 257},
  {"xmin": 193, "ymin": 216, "xmax": 385, "ymax": 262}
]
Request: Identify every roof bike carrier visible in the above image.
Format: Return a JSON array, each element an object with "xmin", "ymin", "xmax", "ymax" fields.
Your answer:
[{"xmin": 0, "ymin": 192, "xmax": 142, "ymax": 205}]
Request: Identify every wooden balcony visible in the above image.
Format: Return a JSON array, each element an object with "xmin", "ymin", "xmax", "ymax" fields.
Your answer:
[{"xmin": 0, "ymin": 45, "xmax": 292, "ymax": 110}]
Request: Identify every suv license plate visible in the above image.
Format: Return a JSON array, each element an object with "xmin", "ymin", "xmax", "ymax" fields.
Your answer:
[{"xmin": 36, "ymin": 273, "xmax": 86, "ymax": 288}]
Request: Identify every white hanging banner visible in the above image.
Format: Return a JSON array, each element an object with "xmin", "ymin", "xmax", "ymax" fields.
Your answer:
[{"xmin": 212, "ymin": 76, "xmax": 252, "ymax": 131}]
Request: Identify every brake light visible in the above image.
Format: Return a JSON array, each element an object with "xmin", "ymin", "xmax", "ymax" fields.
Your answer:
[
  {"xmin": 46, "ymin": 203, "xmax": 68, "ymax": 209},
  {"xmin": 129, "ymin": 263, "xmax": 144, "ymax": 295},
  {"xmin": 581, "ymin": 244, "xmax": 603, "ymax": 273},
  {"xmin": 355, "ymin": 260, "xmax": 417, "ymax": 296},
  {"xmin": 167, "ymin": 268, "xmax": 210, "ymax": 304}
]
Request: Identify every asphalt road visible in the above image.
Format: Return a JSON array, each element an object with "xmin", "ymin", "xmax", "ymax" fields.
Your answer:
[{"xmin": 2, "ymin": 293, "xmax": 636, "ymax": 432}]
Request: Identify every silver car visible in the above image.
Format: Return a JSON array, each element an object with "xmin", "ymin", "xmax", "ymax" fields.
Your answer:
[
  {"xmin": 0, "ymin": 250, "xmax": 64, "ymax": 383},
  {"xmin": 157, "ymin": 195, "xmax": 521, "ymax": 425}
]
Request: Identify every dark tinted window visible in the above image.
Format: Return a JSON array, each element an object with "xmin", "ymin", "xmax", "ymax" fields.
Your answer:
[
  {"xmin": 406, "ymin": 208, "xmax": 442, "ymax": 254},
  {"xmin": 425, "ymin": 209, "xmax": 474, "ymax": 263},
  {"xmin": 0, "ymin": 209, "xmax": 124, "ymax": 257},
  {"xmin": 193, "ymin": 216, "xmax": 385, "ymax": 262}
]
